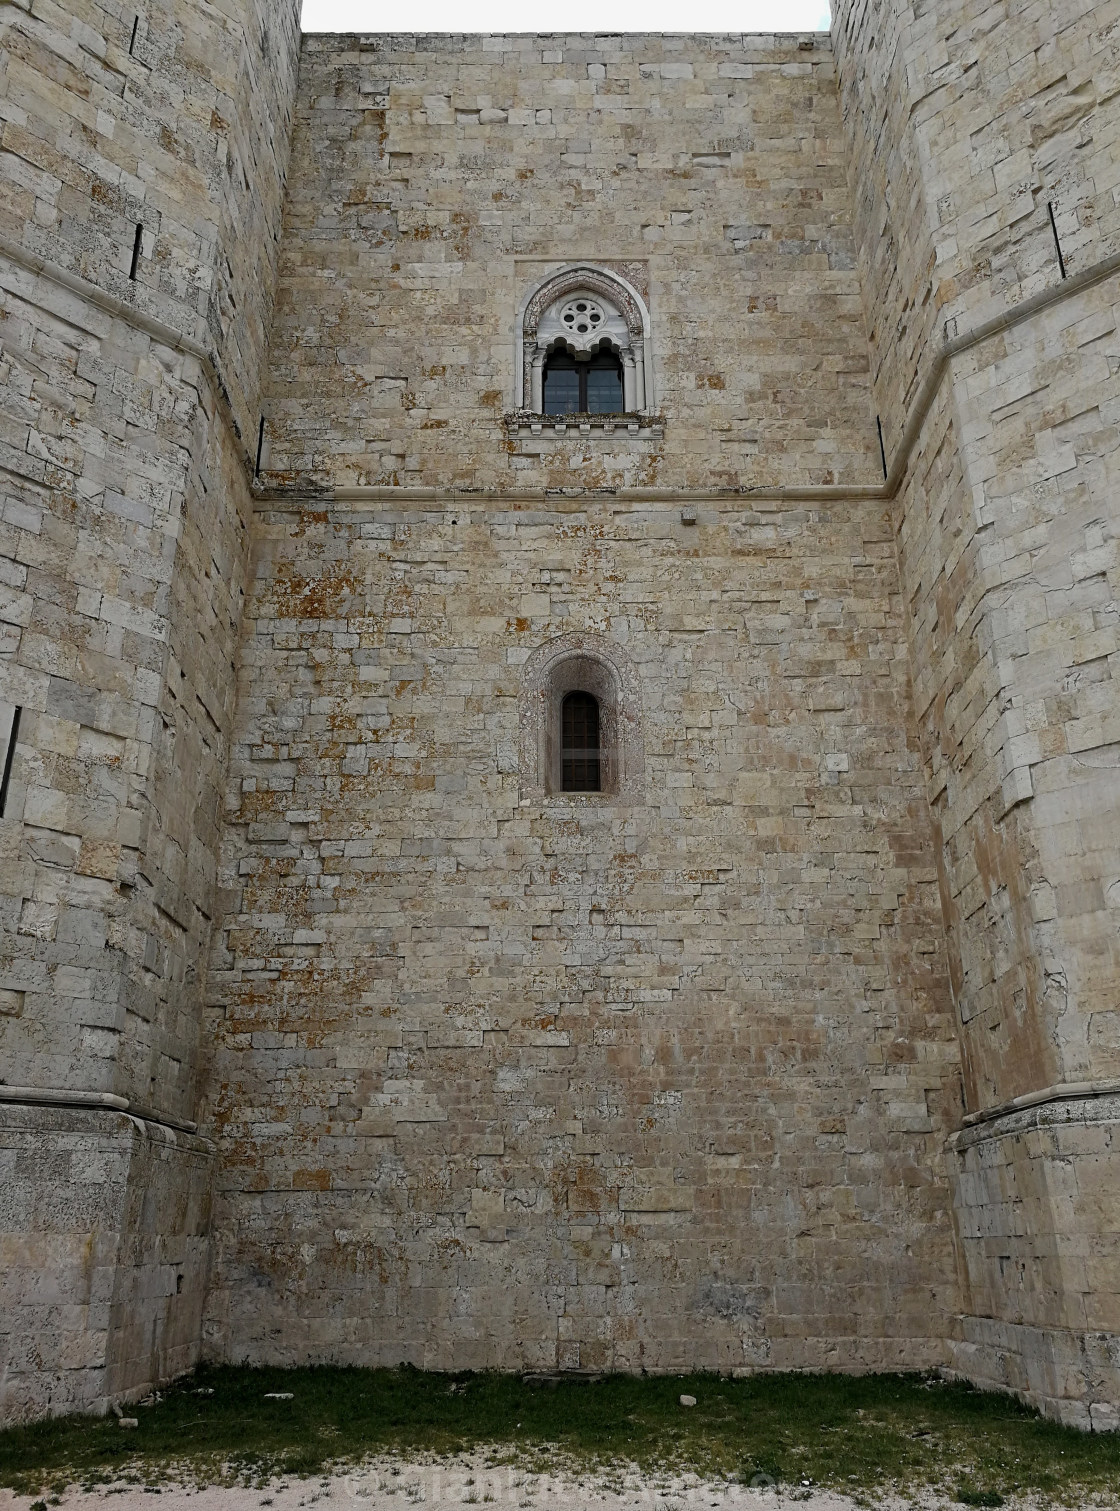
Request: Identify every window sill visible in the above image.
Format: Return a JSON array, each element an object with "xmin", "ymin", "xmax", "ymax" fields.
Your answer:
[
  {"xmin": 521, "ymin": 791, "xmax": 627, "ymax": 815},
  {"xmin": 504, "ymin": 411, "xmax": 664, "ymax": 439}
]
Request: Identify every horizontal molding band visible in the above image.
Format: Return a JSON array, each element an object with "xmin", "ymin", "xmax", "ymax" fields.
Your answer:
[
  {"xmin": 948, "ymin": 1078, "xmax": 1120, "ymax": 1149},
  {"xmin": 0, "ymin": 1084, "xmax": 203, "ymax": 1139},
  {"xmin": 960, "ymin": 1076, "xmax": 1120, "ymax": 1128},
  {"xmin": 1, "ymin": 229, "xmax": 1116, "ymax": 513},
  {"xmin": 259, "ymin": 483, "xmax": 889, "ymax": 508},
  {"xmin": 0, "ymin": 232, "xmax": 251, "ymax": 466}
]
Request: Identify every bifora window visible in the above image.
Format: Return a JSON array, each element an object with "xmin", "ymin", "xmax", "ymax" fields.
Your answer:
[
  {"xmin": 543, "ymin": 347, "xmax": 625, "ymax": 416},
  {"xmin": 561, "ymin": 691, "xmax": 601, "ymax": 791},
  {"xmin": 520, "ymin": 268, "xmax": 652, "ymax": 415}
]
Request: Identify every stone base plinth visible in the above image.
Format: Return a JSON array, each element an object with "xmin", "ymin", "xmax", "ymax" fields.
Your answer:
[
  {"xmin": 0, "ymin": 1104, "xmax": 214, "ymax": 1424},
  {"xmin": 948, "ymin": 1093, "xmax": 1120, "ymax": 1430}
]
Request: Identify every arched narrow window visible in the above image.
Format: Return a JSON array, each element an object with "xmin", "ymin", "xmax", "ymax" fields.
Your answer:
[
  {"xmin": 561, "ymin": 691, "xmax": 601, "ymax": 792},
  {"xmin": 519, "ymin": 634, "xmax": 646, "ymax": 802},
  {"xmin": 543, "ymin": 346, "xmax": 624, "ymax": 416}
]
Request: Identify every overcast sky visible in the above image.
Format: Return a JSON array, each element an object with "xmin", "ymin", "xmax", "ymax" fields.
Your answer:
[{"xmin": 301, "ymin": 1, "xmax": 831, "ymax": 32}]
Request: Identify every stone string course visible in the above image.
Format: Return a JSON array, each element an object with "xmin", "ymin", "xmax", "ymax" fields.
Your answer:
[{"xmin": 0, "ymin": 7, "xmax": 1117, "ymax": 1432}]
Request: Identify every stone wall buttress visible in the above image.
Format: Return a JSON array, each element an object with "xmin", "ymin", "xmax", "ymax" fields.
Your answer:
[
  {"xmin": 833, "ymin": 0, "xmax": 1120, "ymax": 1428},
  {"xmin": 0, "ymin": 0, "xmax": 301, "ymax": 1422}
]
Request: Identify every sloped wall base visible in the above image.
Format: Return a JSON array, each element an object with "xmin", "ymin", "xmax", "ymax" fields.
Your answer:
[
  {"xmin": 948, "ymin": 1095, "xmax": 1120, "ymax": 1430},
  {"xmin": 0, "ymin": 1104, "xmax": 214, "ymax": 1425}
]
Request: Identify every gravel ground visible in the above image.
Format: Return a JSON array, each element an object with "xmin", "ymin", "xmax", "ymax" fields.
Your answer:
[{"xmin": 0, "ymin": 1456, "xmax": 1065, "ymax": 1511}]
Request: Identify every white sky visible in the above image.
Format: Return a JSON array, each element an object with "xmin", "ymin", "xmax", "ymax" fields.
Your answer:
[{"xmin": 301, "ymin": 1, "xmax": 831, "ymax": 33}]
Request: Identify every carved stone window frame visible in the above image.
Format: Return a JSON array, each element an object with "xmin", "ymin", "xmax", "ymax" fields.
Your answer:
[
  {"xmin": 518, "ymin": 633, "xmax": 645, "ymax": 803},
  {"xmin": 514, "ymin": 265, "xmax": 654, "ymax": 417}
]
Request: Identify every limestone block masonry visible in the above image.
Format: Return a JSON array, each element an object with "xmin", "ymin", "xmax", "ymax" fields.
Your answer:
[
  {"xmin": 834, "ymin": 0, "xmax": 1120, "ymax": 1427},
  {"xmin": 0, "ymin": 10, "xmax": 1117, "ymax": 1432},
  {"xmin": 202, "ymin": 491, "xmax": 961, "ymax": 1378},
  {"xmin": 0, "ymin": 0, "xmax": 301, "ymax": 1419}
]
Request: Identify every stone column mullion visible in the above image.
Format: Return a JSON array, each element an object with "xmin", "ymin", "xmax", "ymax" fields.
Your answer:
[{"xmin": 622, "ymin": 351, "xmax": 636, "ymax": 412}]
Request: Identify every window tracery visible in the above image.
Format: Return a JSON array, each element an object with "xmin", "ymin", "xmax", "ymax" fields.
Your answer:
[
  {"xmin": 560, "ymin": 297, "xmax": 606, "ymax": 336},
  {"xmin": 516, "ymin": 265, "xmax": 653, "ymax": 418}
]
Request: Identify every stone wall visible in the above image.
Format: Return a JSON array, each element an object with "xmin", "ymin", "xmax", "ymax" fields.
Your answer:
[
  {"xmin": 2, "ymin": 8, "xmax": 1117, "ymax": 1429},
  {"xmin": 833, "ymin": 0, "xmax": 1120, "ymax": 1426},
  {"xmin": 0, "ymin": 0, "xmax": 300, "ymax": 1419},
  {"xmin": 198, "ymin": 28, "xmax": 968, "ymax": 1379},
  {"xmin": 202, "ymin": 485, "xmax": 962, "ymax": 1373},
  {"xmin": 950, "ymin": 1095, "xmax": 1120, "ymax": 1431},
  {"xmin": 261, "ymin": 33, "xmax": 880, "ymax": 493},
  {"xmin": 833, "ymin": 0, "xmax": 1120, "ymax": 444}
]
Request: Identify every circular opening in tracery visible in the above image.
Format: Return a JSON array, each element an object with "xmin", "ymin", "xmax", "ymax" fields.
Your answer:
[{"xmin": 560, "ymin": 297, "xmax": 605, "ymax": 337}]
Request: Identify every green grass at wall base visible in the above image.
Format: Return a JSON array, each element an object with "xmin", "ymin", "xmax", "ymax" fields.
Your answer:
[{"xmin": 1, "ymin": 1367, "xmax": 1118, "ymax": 1504}]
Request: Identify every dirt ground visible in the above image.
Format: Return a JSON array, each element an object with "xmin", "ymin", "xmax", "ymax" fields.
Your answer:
[{"xmin": 0, "ymin": 1455, "xmax": 1072, "ymax": 1511}]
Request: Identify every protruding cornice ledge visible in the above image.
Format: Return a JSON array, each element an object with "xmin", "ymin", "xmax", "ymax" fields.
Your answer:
[
  {"xmin": 1, "ymin": 231, "xmax": 1117, "ymax": 510},
  {"xmin": 259, "ymin": 483, "xmax": 889, "ymax": 509},
  {"xmin": 882, "ymin": 246, "xmax": 1120, "ymax": 499},
  {"xmin": 948, "ymin": 1079, "xmax": 1120, "ymax": 1151},
  {"xmin": 0, "ymin": 1084, "xmax": 212, "ymax": 1149}
]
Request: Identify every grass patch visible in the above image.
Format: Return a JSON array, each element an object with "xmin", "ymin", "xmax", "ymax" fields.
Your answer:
[{"xmin": 0, "ymin": 1366, "xmax": 1117, "ymax": 1503}]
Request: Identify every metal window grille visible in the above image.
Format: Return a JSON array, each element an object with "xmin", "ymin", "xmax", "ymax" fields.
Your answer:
[{"xmin": 561, "ymin": 691, "xmax": 601, "ymax": 792}]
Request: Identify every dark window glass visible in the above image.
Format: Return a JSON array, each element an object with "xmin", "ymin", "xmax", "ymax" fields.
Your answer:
[
  {"xmin": 543, "ymin": 354, "xmax": 580, "ymax": 415},
  {"xmin": 585, "ymin": 357, "xmax": 623, "ymax": 413},
  {"xmin": 561, "ymin": 691, "xmax": 601, "ymax": 792},
  {"xmin": 542, "ymin": 349, "xmax": 625, "ymax": 416}
]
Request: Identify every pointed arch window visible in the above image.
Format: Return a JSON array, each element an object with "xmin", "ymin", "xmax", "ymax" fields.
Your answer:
[
  {"xmin": 561, "ymin": 691, "xmax": 601, "ymax": 792},
  {"xmin": 518, "ymin": 265, "xmax": 652, "ymax": 416}
]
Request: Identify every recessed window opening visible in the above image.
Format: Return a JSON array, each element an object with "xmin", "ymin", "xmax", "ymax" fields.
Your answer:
[
  {"xmin": 129, "ymin": 15, "xmax": 140, "ymax": 54},
  {"xmin": 0, "ymin": 705, "xmax": 21, "ymax": 818},
  {"xmin": 561, "ymin": 691, "xmax": 601, "ymax": 792},
  {"xmin": 520, "ymin": 634, "xmax": 645, "ymax": 803},
  {"xmin": 543, "ymin": 345, "xmax": 624, "ymax": 416},
  {"xmin": 129, "ymin": 223, "xmax": 143, "ymax": 281}
]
